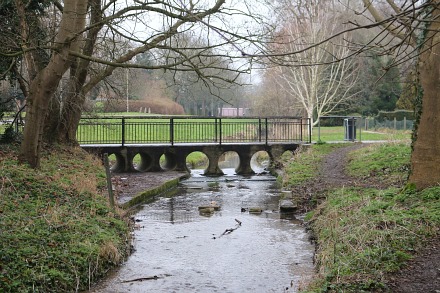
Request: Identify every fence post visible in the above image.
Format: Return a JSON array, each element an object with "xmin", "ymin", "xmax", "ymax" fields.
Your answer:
[
  {"xmin": 308, "ymin": 118, "xmax": 312, "ymax": 143},
  {"xmin": 404, "ymin": 116, "xmax": 407, "ymax": 131},
  {"xmin": 394, "ymin": 117, "xmax": 397, "ymax": 130},
  {"xmin": 265, "ymin": 118, "xmax": 268, "ymax": 145},
  {"xmin": 219, "ymin": 118, "xmax": 222, "ymax": 145},
  {"xmin": 121, "ymin": 117, "xmax": 125, "ymax": 146},
  {"xmin": 351, "ymin": 117, "xmax": 355, "ymax": 142},
  {"xmin": 215, "ymin": 117, "xmax": 218, "ymax": 142},
  {"xmin": 103, "ymin": 153, "xmax": 115, "ymax": 208},
  {"xmin": 317, "ymin": 116, "xmax": 320, "ymax": 142},
  {"xmin": 170, "ymin": 118, "xmax": 174, "ymax": 145},
  {"xmin": 258, "ymin": 118, "xmax": 262, "ymax": 142}
]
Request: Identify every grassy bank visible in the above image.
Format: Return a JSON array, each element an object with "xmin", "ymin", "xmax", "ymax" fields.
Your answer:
[
  {"xmin": 0, "ymin": 145, "xmax": 130, "ymax": 292},
  {"xmin": 282, "ymin": 142, "xmax": 440, "ymax": 292}
]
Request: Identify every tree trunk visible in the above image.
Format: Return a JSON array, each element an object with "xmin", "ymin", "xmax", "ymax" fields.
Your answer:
[
  {"xmin": 56, "ymin": 85, "xmax": 87, "ymax": 144},
  {"xmin": 43, "ymin": 92, "xmax": 62, "ymax": 144},
  {"xmin": 19, "ymin": 0, "xmax": 88, "ymax": 168},
  {"xmin": 47, "ymin": 0, "xmax": 102, "ymax": 144},
  {"xmin": 409, "ymin": 7, "xmax": 440, "ymax": 189},
  {"xmin": 19, "ymin": 69, "xmax": 63, "ymax": 167}
]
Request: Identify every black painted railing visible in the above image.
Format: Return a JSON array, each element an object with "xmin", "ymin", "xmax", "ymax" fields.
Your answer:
[{"xmin": 77, "ymin": 116, "xmax": 311, "ymax": 145}]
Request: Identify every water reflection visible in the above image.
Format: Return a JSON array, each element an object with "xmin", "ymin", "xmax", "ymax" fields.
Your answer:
[{"xmin": 90, "ymin": 169, "xmax": 315, "ymax": 293}]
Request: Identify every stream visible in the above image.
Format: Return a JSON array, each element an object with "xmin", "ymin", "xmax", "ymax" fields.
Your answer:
[{"xmin": 91, "ymin": 160, "xmax": 315, "ymax": 293}]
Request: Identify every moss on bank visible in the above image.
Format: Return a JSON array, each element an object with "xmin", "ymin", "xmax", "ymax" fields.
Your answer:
[
  {"xmin": 0, "ymin": 145, "xmax": 130, "ymax": 292},
  {"xmin": 121, "ymin": 176, "xmax": 184, "ymax": 209},
  {"xmin": 282, "ymin": 142, "xmax": 440, "ymax": 292}
]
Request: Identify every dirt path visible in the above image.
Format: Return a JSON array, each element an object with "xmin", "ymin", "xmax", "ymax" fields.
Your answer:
[
  {"xmin": 319, "ymin": 143, "xmax": 365, "ymax": 187},
  {"xmin": 313, "ymin": 144, "xmax": 440, "ymax": 293}
]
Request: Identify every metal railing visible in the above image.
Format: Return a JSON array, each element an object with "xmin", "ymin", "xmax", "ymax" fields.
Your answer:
[{"xmin": 77, "ymin": 116, "xmax": 311, "ymax": 145}]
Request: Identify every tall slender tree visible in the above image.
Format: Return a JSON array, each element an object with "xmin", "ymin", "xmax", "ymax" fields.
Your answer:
[{"xmin": 271, "ymin": 1, "xmax": 360, "ymax": 126}]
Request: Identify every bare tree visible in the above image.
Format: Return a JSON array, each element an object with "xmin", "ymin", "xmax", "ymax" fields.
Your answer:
[
  {"xmin": 265, "ymin": 1, "xmax": 360, "ymax": 126},
  {"xmin": 257, "ymin": 0, "xmax": 439, "ymax": 189},
  {"xmin": 5, "ymin": 0, "xmax": 273, "ymax": 168},
  {"xmin": 252, "ymin": 66, "xmax": 303, "ymax": 116}
]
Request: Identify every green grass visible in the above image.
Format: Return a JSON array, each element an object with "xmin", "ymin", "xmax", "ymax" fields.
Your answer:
[
  {"xmin": 309, "ymin": 185, "xmax": 439, "ymax": 292},
  {"xmin": 346, "ymin": 141, "xmax": 411, "ymax": 185},
  {"xmin": 285, "ymin": 143, "xmax": 440, "ymax": 292},
  {"xmin": 0, "ymin": 145, "xmax": 130, "ymax": 292},
  {"xmin": 186, "ymin": 151, "xmax": 208, "ymax": 168},
  {"xmin": 312, "ymin": 126, "xmax": 411, "ymax": 142}
]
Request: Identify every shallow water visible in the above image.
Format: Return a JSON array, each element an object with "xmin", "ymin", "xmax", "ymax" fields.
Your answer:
[{"xmin": 90, "ymin": 169, "xmax": 315, "ymax": 293}]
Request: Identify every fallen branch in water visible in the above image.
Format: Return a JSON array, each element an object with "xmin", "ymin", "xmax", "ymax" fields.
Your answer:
[
  {"xmin": 216, "ymin": 219, "xmax": 242, "ymax": 238},
  {"xmin": 121, "ymin": 275, "xmax": 160, "ymax": 283}
]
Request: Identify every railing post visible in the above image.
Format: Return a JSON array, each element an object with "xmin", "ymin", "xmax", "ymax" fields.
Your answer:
[
  {"xmin": 219, "ymin": 118, "xmax": 222, "ymax": 145},
  {"xmin": 170, "ymin": 118, "xmax": 174, "ymax": 145},
  {"xmin": 121, "ymin": 117, "xmax": 125, "ymax": 146},
  {"xmin": 317, "ymin": 116, "xmax": 321, "ymax": 142},
  {"xmin": 215, "ymin": 118, "xmax": 218, "ymax": 142},
  {"xmin": 351, "ymin": 117, "xmax": 355, "ymax": 142},
  {"xmin": 308, "ymin": 118, "xmax": 312, "ymax": 144},
  {"xmin": 258, "ymin": 118, "xmax": 262, "ymax": 142},
  {"xmin": 265, "ymin": 118, "xmax": 268, "ymax": 145}
]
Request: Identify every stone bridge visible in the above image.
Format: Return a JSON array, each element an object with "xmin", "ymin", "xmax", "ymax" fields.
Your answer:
[
  {"xmin": 81, "ymin": 143, "xmax": 302, "ymax": 176},
  {"xmin": 78, "ymin": 116, "xmax": 311, "ymax": 175}
]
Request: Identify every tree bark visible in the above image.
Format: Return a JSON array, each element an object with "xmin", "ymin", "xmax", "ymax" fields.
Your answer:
[
  {"xmin": 47, "ymin": 0, "xmax": 102, "ymax": 144},
  {"xmin": 19, "ymin": 0, "xmax": 88, "ymax": 168},
  {"xmin": 409, "ymin": 7, "xmax": 440, "ymax": 189}
]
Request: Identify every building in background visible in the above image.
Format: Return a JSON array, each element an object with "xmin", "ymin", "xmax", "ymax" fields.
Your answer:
[{"xmin": 218, "ymin": 107, "xmax": 250, "ymax": 117}]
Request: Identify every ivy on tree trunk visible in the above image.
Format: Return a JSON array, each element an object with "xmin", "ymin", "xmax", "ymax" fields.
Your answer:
[{"xmin": 409, "ymin": 6, "xmax": 440, "ymax": 189}]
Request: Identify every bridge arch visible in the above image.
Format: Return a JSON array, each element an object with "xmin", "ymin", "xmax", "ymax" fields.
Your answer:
[
  {"xmin": 109, "ymin": 150, "xmax": 130, "ymax": 173},
  {"xmin": 160, "ymin": 152, "xmax": 178, "ymax": 171},
  {"xmin": 185, "ymin": 151, "xmax": 209, "ymax": 171},
  {"xmin": 135, "ymin": 152, "xmax": 153, "ymax": 172},
  {"xmin": 250, "ymin": 151, "xmax": 270, "ymax": 173}
]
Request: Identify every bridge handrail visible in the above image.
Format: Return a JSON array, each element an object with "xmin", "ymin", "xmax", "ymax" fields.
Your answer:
[
  {"xmin": 77, "ymin": 116, "xmax": 311, "ymax": 145},
  {"xmin": 80, "ymin": 115, "xmax": 306, "ymax": 119}
]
